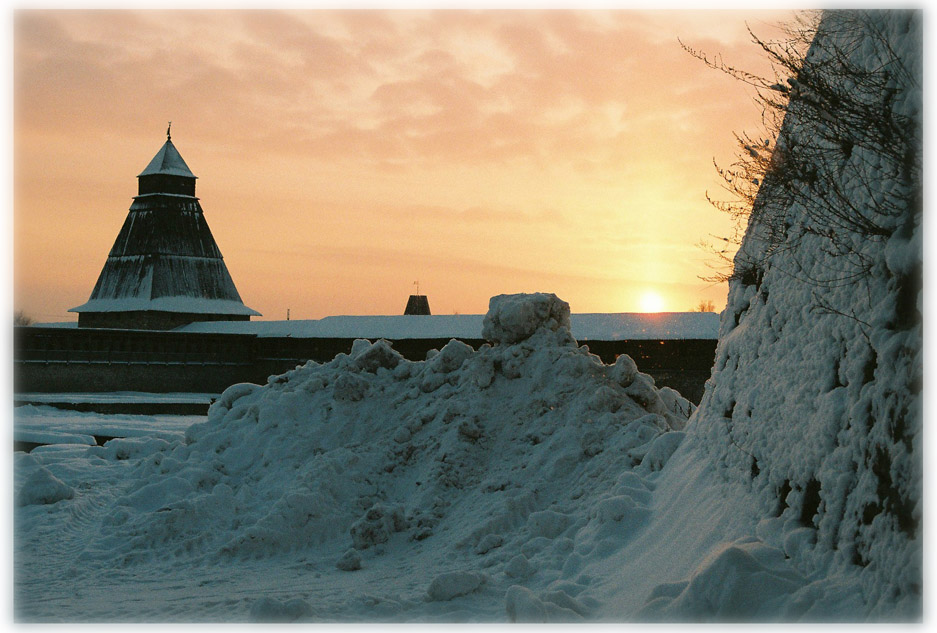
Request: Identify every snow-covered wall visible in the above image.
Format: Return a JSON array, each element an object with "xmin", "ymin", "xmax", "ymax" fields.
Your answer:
[
  {"xmin": 689, "ymin": 10, "xmax": 922, "ymax": 616},
  {"xmin": 175, "ymin": 312, "xmax": 720, "ymax": 341}
]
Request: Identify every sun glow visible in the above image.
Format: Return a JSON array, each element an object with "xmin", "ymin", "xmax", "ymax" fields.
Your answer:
[
  {"xmin": 12, "ymin": 10, "xmax": 782, "ymax": 322},
  {"xmin": 639, "ymin": 291, "xmax": 665, "ymax": 313}
]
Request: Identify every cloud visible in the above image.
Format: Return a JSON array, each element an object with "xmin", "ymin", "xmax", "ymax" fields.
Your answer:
[
  {"xmin": 16, "ymin": 9, "xmax": 789, "ymax": 168},
  {"xmin": 15, "ymin": 9, "xmax": 797, "ymax": 319}
]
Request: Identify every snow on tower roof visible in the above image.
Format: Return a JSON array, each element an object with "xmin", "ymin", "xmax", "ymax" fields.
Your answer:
[
  {"xmin": 138, "ymin": 139, "xmax": 197, "ymax": 179},
  {"xmin": 68, "ymin": 296, "xmax": 261, "ymax": 316}
]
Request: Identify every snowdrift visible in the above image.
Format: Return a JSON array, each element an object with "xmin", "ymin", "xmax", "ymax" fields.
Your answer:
[
  {"xmin": 17, "ymin": 293, "xmax": 705, "ymax": 621},
  {"xmin": 100, "ymin": 293, "xmax": 691, "ymax": 563},
  {"xmin": 687, "ymin": 9, "xmax": 922, "ymax": 619}
]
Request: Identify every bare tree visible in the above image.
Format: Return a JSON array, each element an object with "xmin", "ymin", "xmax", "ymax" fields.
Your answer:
[
  {"xmin": 696, "ymin": 299, "xmax": 716, "ymax": 312},
  {"xmin": 685, "ymin": 11, "xmax": 922, "ymax": 294}
]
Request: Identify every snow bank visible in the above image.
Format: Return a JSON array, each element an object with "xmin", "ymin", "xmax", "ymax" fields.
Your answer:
[
  {"xmin": 89, "ymin": 292, "xmax": 691, "ymax": 568},
  {"xmin": 685, "ymin": 9, "xmax": 922, "ymax": 619},
  {"xmin": 17, "ymin": 466, "xmax": 75, "ymax": 506}
]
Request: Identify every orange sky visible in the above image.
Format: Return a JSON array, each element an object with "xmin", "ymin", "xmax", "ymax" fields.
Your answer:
[{"xmin": 13, "ymin": 9, "xmax": 798, "ymax": 322}]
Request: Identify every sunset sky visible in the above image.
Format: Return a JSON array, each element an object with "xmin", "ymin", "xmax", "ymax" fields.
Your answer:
[{"xmin": 13, "ymin": 9, "xmax": 798, "ymax": 322}]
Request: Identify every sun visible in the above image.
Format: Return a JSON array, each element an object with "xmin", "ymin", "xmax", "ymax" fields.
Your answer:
[{"xmin": 639, "ymin": 291, "xmax": 665, "ymax": 313}]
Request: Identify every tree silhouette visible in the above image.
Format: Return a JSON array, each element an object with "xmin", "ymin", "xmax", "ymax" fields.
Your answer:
[{"xmin": 686, "ymin": 11, "xmax": 921, "ymax": 294}]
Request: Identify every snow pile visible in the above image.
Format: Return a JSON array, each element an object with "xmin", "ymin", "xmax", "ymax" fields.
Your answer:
[
  {"xmin": 682, "ymin": 9, "xmax": 922, "ymax": 619},
  {"xmin": 16, "ymin": 463, "xmax": 75, "ymax": 507},
  {"xmin": 481, "ymin": 293, "xmax": 572, "ymax": 344},
  {"xmin": 80, "ymin": 291, "xmax": 690, "ymax": 565},
  {"xmin": 14, "ymin": 292, "xmax": 699, "ymax": 620}
]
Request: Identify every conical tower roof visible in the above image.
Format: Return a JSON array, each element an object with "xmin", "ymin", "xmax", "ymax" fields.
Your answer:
[
  {"xmin": 70, "ymin": 134, "xmax": 260, "ymax": 327},
  {"xmin": 138, "ymin": 139, "xmax": 196, "ymax": 179}
]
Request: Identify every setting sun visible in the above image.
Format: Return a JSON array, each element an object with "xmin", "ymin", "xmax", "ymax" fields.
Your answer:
[{"xmin": 639, "ymin": 291, "xmax": 665, "ymax": 313}]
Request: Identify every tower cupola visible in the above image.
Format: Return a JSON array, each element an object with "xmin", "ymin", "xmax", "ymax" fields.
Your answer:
[{"xmin": 136, "ymin": 124, "xmax": 197, "ymax": 196}]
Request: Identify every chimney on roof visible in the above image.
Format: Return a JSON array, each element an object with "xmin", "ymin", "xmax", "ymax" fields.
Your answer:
[{"xmin": 404, "ymin": 295, "xmax": 431, "ymax": 315}]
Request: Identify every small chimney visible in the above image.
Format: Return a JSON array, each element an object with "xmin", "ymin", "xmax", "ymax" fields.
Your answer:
[{"xmin": 404, "ymin": 295, "xmax": 431, "ymax": 315}]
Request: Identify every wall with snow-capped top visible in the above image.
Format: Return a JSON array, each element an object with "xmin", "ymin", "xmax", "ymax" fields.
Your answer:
[
  {"xmin": 174, "ymin": 312, "xmax": 719, "ymax": 341},
  {"xmin": 689, "ymin": 10, "xmax": 921, "ymax": 617}
]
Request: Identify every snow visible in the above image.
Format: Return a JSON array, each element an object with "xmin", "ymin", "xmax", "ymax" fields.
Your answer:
[
  {"xmin": 686, "ymin": 8, "xmax": 922, "ymax": 619},
  {"xmin": 15, "ymin": 429, "xmax": 96, "ymax": 447},
  {"xmin": 68, "ymin": 296, "xmax": 261, "ymax": 316},
  {"xmin": 16, "ymin": 466, "xmax": 75, "ymax": 507},
  {"xmin": 16, "ymin": 291, "xmax": 704, "ymax": 621},
  {"xmin": 427, "ymin": 571, "xmax": 489, "ymax": 601},
  {"xmin": 481, "ymin": 293, "xmax": 571, "ymax": 344},
  {"xmin": 13, "ymin": 9, "xmax": 921, "ymax": 623},
  {"xmin": 14, "ymin": 405, "xmax": 203, "ymax": 443},
  {"xmin": 16, "ymin": 392, "xmax": 217, "ymax": 405},
  {"xmin": 16, "ymin": 281, "xmax": 909, "ymax": 620}
]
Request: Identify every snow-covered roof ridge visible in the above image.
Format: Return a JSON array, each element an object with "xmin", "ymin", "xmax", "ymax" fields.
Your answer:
[
  {"xmin": 174, "ymin": 311, "xmax": 720, "ymax": 340},
  {"xmin": 138, "ymin": 139, "xmax": 197, "ymax": 179},
  {"xmin": 68, "ymin": 297, "xmax": 261, "ymax": 316}
]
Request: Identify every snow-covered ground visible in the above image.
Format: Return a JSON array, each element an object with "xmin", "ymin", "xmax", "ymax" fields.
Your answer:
[
  {"xmin": 14, "ymin": 405, "xmax": 202, "ymax": 447},
  {"xmin": 16, "ymin": 293, "xmax": 711, "ymax": 621},
  {"xmin": 15, "ymin": 392, "xmax": 217, "ymax": 405}
]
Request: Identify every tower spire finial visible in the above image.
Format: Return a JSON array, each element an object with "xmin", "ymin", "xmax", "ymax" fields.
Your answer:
[{"xmin": 167, "ymin": 121, "xmax": 172, "ymax": 141}]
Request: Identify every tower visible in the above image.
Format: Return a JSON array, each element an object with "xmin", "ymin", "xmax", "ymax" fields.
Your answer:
[{"xmin": 69, "ymin": 130, "xmax": 261, "ymax": 329}]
